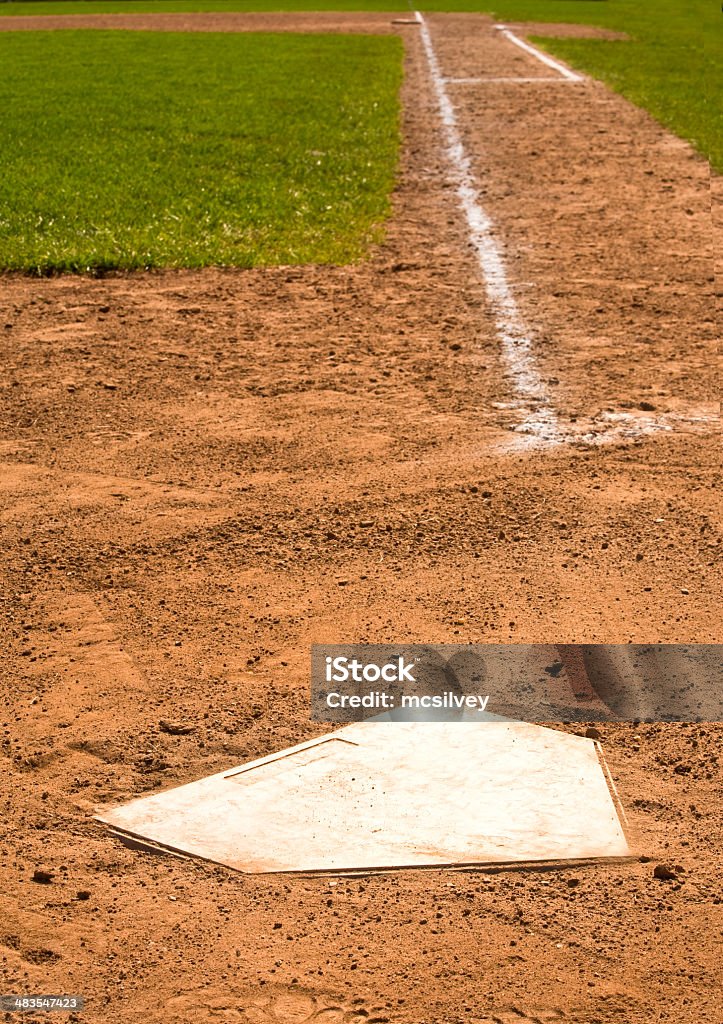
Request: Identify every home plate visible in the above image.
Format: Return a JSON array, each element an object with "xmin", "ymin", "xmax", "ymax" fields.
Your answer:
[{"xmin": 97, "ymin": 721, "xmax": 632, "ymax": 873}]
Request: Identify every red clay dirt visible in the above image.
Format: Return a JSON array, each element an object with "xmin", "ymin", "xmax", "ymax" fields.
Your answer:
[
  {"xmin": 501, "ymin": 22, "xmax": 628, "ymax": 40},
  {"xmin": 0, "ymin": 10, "xmax": 401, "ymax": 33},
  {"xmin": 1, "ymin": 12, "xmax": 720, "ymax": 1024}
]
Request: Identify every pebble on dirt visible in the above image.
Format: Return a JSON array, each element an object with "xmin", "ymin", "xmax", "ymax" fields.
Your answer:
[
  {"xmin": 159, "ymin": 719, "xmax": 196, "ymax": 735},
  {"xmin": 653, "ymin": 864, "xmax": 679, "ymax": 881}
]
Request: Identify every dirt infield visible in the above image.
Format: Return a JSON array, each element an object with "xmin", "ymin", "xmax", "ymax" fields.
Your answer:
[
  {"xmin": 502, "ymin": 21, "xmax": 628, "ymax": 40},
  {"xmin": 0, "ymin": 10, "xmax": 402, "ymax": 33},
  {"xmin": 1, "ymin": 12, "xmax": 720, "ymax": 1024},
  {"xmin": 0, "ymin": 10, "xmax": 628, "ymax": 38}
]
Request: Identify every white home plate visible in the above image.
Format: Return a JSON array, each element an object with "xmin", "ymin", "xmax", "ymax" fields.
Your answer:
[{"xmin": 98, "ymin": 721, "xmax": 631, "ymax": 873}]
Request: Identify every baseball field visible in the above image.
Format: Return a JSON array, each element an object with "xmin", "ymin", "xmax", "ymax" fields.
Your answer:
[{"xmin": 0, "ymin": 2, "xmax": 720, "ymax": 1023}]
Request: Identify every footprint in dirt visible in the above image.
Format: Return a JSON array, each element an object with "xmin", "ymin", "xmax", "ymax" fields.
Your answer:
[
  {"xmin": 165, "ymin": 985, "xmax": 393, "ymax": 1024},
  {"xmin": 476, "ymin": 1009, "xmax": 569, "ymax": 1024}
]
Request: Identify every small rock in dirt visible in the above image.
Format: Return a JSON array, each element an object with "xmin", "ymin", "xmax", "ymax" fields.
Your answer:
[
  {"xmin": 653, "ymin": 864, "xmax": 678, "ymax": 881},
  {"xmin": 159, "ymin": 719, "xmax": 195, "ymax": 736},
  {"xmin": 544, "ymin": 662, "xmax": 564, "ymax": 677},
  {"xmin": 566, "ymin": 877, "xmax": 580, "ymax": 888},
  {"xmin": 76, "ymin": 890, "xmax": 91, "ymax": 901},
  {"xmin": 32, "ymin": 869, "xmax": 54, "ymax": 884},
  {"xmin": 638, "ymin": 401, "xmax": 656, "ymax": 411},
  {"xmin": 585, "ymin": 727, "xmax": 603, "ymax": 741}
]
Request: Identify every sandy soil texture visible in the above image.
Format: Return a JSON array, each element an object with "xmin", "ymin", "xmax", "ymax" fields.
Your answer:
[
  {"xmin": 0, "ymin": 10, "xmax": 401, "ymax": 33},
  {"xmin": 501, "ymin": 22, "xmax": 628, "ymax": 40},
  {"xmin": 1, "ymin": 13, "xmax": 720, "ymax": 1024}
]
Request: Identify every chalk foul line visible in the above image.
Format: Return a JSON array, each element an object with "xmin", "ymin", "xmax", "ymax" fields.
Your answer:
[{"xmin": 415, "ymin": 11, "xmax": 560, "ymax": 443}]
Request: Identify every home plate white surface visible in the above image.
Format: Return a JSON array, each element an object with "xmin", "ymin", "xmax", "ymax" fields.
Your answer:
[{"xmin": 97, "ymin": 722, "xmax": 631, "ymax": 873}]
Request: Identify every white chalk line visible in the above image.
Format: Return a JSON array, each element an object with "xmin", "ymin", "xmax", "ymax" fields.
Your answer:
[
  {"xmin": 495, "ymin": 24, "xmax": 585, "ymax": 82},
  {"xmin": 497, "ymin": 407, "xmax": 720, "ymax": 453},
  {"xmin": 415, "ymin": 11, "xmax": 560, "ymax": 442}
]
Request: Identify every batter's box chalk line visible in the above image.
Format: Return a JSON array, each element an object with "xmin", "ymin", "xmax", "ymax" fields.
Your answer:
[
  {"xmin": 498, "ymin": 407, "xmax": 719, "ymax": 452},
  {"xmin": 494, "ymin": 25, "xmax": 586, "ymax": 83}
]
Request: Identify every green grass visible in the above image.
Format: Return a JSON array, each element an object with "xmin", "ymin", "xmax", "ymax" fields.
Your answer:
[
  {"xmin": 0, "ymin": 29, "xmax": 402, "ymax": 273},
  {"xmin": 0, "ymin": 3, "xmax": 717, "ymax": 274},
  {"xmin": 2, "ymin": 2, "xmax": 718, "ymax": 172}
]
